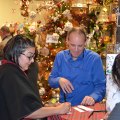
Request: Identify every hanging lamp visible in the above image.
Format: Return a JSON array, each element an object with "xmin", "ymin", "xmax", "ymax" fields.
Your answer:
[
  {"xmin": 71, "ymin": 0, "xmax": 93, "ymax": 8},
  {"xmin": 71, "ymin": 0, "xmax": 87, "ymax": 8}
]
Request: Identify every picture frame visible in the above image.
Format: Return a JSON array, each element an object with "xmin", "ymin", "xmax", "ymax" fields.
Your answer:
[{"xmin": 88, "ymin": 4, "xmax": 100, "ymax": 13}]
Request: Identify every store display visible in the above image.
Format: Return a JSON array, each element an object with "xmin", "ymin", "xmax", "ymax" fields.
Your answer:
[{"xmin": 0, "ymin": 0, "xmax": 118, "ymax": 103}]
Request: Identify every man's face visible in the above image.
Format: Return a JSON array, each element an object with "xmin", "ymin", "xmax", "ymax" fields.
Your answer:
[{"xmin": 67, "ymin": 32, "xmax": 86, "ymax": 58}]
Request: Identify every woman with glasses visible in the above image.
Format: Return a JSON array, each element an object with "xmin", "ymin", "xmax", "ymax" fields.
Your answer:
[{"xmin": 0, "ymin": 34, "xmax": 71, "ymax": 120}]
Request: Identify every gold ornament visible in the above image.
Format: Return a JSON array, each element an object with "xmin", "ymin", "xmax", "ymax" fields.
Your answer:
[
  {"xmin": 44, "ymin": 71, "xmax": 50, "ymax": 81},
  {"xmin": 40, "ymin": 47, "xmax": 49, "ymax": 56}
]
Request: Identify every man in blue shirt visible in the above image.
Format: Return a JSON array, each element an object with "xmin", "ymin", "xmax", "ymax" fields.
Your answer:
[{"xmin": 48, "ymin": 27, "xmax": 106, "ymax": 106}]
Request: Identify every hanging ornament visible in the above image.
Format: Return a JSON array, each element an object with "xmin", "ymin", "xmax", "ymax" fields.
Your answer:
[
  {"xmin": 52, "ymin": 90, "xmax": 56, "ymax": 98},
  {"xmin": 97, "ymin": 6, "xmax": 109, "ymax": 23},
  {"xmin": 50, "ymin": 98, "xmax": 58, "ymax": 104},
  {"xmin": 53, "ymin": 0, "xmax": 61, "ymax": 4},
  {"xmin": 95, "ymin": 0, "xmax": 103, "ymax": 5},
  {"xmin": 44, "ymin": 71, "xmax": 50, "ymax": 80},
  {"xmin": 29, "ymin": 11, "xmax": 37, "ymax": 20},
  {"xmin": 64, "ymin": 21, "xmax": 73, "ymax": 31},
  {"xmin": 37, "ymin": 20, "xmax": 41, "ymax": 25},
  {"xmin": 40, "ymin": 47, "xmax": 50, "ymax": 56},
  {"xmin": 21, "ymin": 10, "xmax": 29, "ymax": 17},
  {"xmin": 39, "ymin": 87, "xmax": 45, "ymax": 96},
  {"xmin": 62, "ymin": 9, "xmax": 72, "ymax": 20}
]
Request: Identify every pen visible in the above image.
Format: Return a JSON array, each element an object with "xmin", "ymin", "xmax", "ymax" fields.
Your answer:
[
  {"xmin": 91, "ymin": 110, "xmax": 107, "ymax": 112},
  {"xmin": 88, "ymin": 110, "xmax": 107, "ymax": 118}
]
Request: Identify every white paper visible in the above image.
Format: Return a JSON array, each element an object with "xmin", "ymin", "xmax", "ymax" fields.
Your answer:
[
  {"xmin": 73, "ymin": 107, "xmax": 85, "ymax": 112},
  {"xmin": 106, "ymin": 54, "xmax": 117, "ymax": 74},
  {"xmin": 77, "ymin": 105, "xmax": 93, "ymax": 112}
]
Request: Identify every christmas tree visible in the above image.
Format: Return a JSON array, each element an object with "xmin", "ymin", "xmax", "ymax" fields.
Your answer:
[
  {"xmin": 35, "ymin": 0, "xmax": 116, "ymax": 104},
  {"xmin": 8, "ymin": 0, "xmax": 117, "ymax": 104}
]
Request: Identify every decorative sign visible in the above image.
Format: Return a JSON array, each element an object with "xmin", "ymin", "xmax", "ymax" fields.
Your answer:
[
  {"xmin": 106, "ymin": 44, "xmax": 115, "ymax": 54},
  {"xmin": 106, "ymin": 54, "xmax": 117, "ymax": 74},
  {"xmin": 46, "ymin": 34, "xmax": 59, "ymax": 43}
]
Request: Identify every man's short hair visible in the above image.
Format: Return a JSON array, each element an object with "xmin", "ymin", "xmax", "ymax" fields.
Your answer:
[{"xmin": 67, "ymin": 27, "xmax": 87, "ymax": 41}]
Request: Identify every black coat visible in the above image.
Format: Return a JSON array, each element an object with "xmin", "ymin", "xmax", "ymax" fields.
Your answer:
[{"xmin": 0, "ymin": 63, "xmax": 46, "ymax": 120}]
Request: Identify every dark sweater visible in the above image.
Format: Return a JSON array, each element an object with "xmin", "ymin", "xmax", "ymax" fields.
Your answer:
[{"xmin": 0, "ymin": 63, "xmax": 46, "ymax": 120}]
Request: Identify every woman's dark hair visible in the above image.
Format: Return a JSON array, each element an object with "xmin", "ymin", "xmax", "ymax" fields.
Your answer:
[
  {"xmin": 3, "ymin": 34, "xmax": 37, "ymax": 65},
  {"xmin": 112, "ymin": 54, "xmax": 120, "ymax": 88}
]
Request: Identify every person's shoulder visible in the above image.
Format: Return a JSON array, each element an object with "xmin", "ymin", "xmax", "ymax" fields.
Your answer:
[
  {"xmin": 85, "ymin": 49, "xmax": 100, "ymax": 58},
  {"xmin": 56, "ymin": 49, "xmax": 68, "ymax": 56},
  {"xmin": 1, "ymin": 35, "xmax": 12, "ymax": 45},
  {"xmin": 0, "ymin": 63, "xmax": 20, "ymax": 74},
  {"xmin": 0, "ymin": 40, "xmax": 8, "ymax": 48}
]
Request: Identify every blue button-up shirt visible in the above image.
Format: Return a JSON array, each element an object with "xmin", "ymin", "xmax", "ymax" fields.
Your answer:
[{"xmin": 48, "ymin": 49, "xmax": 106, "ymax": 106}]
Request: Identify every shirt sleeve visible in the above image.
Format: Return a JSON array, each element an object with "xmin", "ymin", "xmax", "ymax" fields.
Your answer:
[
  {"xmin": 48, "ymin": 53, "xmax": 61, "ymax": 88},
  {"xmin": 90, "ymin": 56, "xmax": 106, "ymax": 102},
  {"xmin": 1, "ymin": 66, "xmax": 43, "ymax": 120}
]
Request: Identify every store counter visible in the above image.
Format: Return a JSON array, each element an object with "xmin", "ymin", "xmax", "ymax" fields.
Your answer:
[{"xmin": 48, "ymin": 103, "xmax": 106, "ymax": 120}]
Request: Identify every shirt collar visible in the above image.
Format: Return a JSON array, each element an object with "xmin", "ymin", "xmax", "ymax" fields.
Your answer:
[
  {"xmin": 1, "ymin": 59, "xmax": 15, "ymax": 65},
  {"xmin": 65, "ymin": 49, "xmax": 86, "ymax": 61}
]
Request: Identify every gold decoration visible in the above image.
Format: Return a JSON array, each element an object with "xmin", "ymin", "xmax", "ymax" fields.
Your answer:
[{"xmin": 97, "ymin": 6, "xmax": 109, "ymax": 23}]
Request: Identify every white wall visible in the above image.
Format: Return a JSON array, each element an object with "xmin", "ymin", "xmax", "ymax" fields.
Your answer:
[
  {"xmin": 0, "ymin": 0, "xmax": 24, "ymax": 26},
  {"xmin": 0, "ymin": 0, "xmax": 47, "ymax": 27}
]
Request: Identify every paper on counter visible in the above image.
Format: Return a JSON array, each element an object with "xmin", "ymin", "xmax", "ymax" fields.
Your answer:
[
  {"xmin": 73, "ymin": 107, "xmax": 85, "ymax": 112},
  {"xmin": 77, "ymin": 105, "xmax": 94, "ymax": 112}
]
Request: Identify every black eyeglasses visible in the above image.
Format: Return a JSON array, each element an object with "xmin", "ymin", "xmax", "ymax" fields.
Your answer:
[{"xmin": 21, "ymin": 53, "xmax": 35, "ymax": 61}]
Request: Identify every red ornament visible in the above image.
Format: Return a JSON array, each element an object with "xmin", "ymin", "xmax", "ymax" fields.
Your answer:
[
  {"xmin": 37, "ymin": 20, "xmax": 41, "ymax": 24},
  {"xmin": 56, "ymin": 2, "xmax": 62, "ymax": 8}
]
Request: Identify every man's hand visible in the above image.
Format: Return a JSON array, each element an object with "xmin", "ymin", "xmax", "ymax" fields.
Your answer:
[
  {"xmin": 59, "ymin": 77, "xmax": 74, "ymax": 93},
  {"xmin": 81, "ymin": 96, "xmax": 95, "ymax": 106}
]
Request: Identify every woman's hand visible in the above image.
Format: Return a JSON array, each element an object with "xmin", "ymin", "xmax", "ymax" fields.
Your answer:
[
  {"xmin": 44, "ymin": 102, "xmax": 61, "ymax": 107},
  {"xmin": 56, "ymin": 102, "xmax": 71, "ymax": 114}
]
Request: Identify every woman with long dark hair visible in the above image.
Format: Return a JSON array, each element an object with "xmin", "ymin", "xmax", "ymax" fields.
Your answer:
[{"xmin": 0, "ymin": 34, "xmax": 71, "ymax": 120}]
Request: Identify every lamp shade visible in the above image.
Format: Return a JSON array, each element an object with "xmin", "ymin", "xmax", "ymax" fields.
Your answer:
[{"xmin": 71, "ymin": 0, "xmax": 87, "ymax": 8}]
